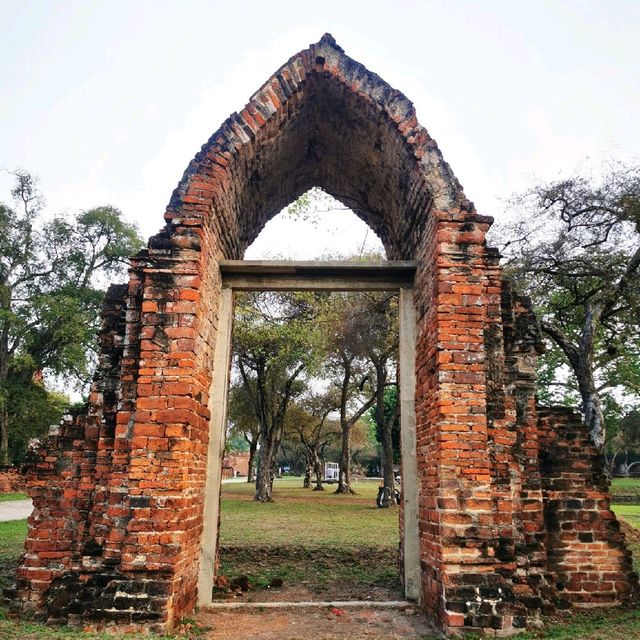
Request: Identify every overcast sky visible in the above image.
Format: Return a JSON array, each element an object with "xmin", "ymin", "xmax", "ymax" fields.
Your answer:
[{"xmin": 1, "ymin": 0, "xmax": 638, "ymax": 258}]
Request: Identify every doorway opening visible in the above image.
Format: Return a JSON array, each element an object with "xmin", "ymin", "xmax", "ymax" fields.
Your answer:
[{"xmin": 197, "ymin": 261, "xmax": 420, "ymax": 607}]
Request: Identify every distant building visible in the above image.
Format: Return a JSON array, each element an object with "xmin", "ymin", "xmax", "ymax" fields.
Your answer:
[{"xmin": 222, "ymin": 452, "xmax": 250, "ymax": 479}]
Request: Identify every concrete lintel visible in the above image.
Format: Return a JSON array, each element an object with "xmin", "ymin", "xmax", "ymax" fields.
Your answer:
[{"xmin": 220, "ymin": 260, "xmax": 416, "ymax": 291}]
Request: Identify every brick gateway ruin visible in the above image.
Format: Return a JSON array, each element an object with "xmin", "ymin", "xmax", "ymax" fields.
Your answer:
[{"xmin": 15, "ymin": 35, "xmax": 637, "ymax": 635}]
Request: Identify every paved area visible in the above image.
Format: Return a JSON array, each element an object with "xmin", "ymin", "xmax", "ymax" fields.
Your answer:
[
  {"xmin": 0, "ymin": 499, "xmax": 32, "ymax": 522},
  {"xmin": 194, "ymin": 605, "xmax": 437, "ymax": 640}
]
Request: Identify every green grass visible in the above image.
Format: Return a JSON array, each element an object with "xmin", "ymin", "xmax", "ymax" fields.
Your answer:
[
  {"xmin": 612, "ymin": 503, "xmax": 640, "ymax": 573},
  {"xmin": 0, "ymin": 477, "xmax": 639, "ymax": 638},
  {"xmin": 216, "ymin": 546, "xmax": 400, "ymax": 599},
  {"xmin": 220, "ymin": 477, "xmax": 399, "ymax": 548},
  {"xmin": 513, "ymin": 607, "xmax": 640, "ymax": 639},
  {"xmin": 612, "ymin": 503, "xmax": 640, "ymax": 528},
  {"xmin": 217, "ymin": 477, "xmax": 401, "ymax": 597},
  {"xmin": 0, "ymin": 493, "xmax": 28, "ymax": 502},
  {"xmin": 0, "ymin": 616, "xmax": 186, "ymax": 640},
  {"xmin": 611, "ymin": 477, "xmax": 640, "ymax": 496},
  {"xmin": 0, "ymin": 519, "xmax": 27, "ymax": 595}
]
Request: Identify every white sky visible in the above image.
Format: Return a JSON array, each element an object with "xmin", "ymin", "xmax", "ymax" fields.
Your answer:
[{"xmin": 1, "ymin": 0, "xmax": 639, "ymax": 259}]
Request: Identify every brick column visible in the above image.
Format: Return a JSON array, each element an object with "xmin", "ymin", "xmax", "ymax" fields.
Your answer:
[
  {"xmin": 110, "ymin": 243, "xmax": 218, "ymax": 628},
  {"xmin": 414, "ymin": 209, "xmax": 511, "ymax": 633}
]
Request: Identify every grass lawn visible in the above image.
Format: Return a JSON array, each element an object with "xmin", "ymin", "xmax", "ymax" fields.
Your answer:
[
  {"xmin": 0, "ymin": 519, "xmax": 27, "ymax": 596},
  {"xmin": 0, "ymin": 493, "xmax": 28, "ymax": 502},
  {"xmin": 611, "ymin": 477, "xmax": 640, "ymax": 496},
  {"xmin": 0, "ymin": 616, "xmax": 179, "ymax": 640},
  {"xmin": 510, "ymin": 608, "xmax": 640, "ymax": 640},
  {"xmin": 217, "ymin": 477, "xmax": 401, "ymax": 600},
  {"xmin": 613, "ymin": 503, "xmax": 640, "ymax": 528},
  {"xmin": 612, "ymin": 503, "xmax": 640, "ymax": 574},
  {"xmin": 220, "ymin": 477, "xmax": 398, "ymax": 547}
]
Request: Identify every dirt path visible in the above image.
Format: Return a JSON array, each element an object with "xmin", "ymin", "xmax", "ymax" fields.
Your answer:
[{"xmin": 194, "ymin": 606, "xmax": 438, "ymax": 640}]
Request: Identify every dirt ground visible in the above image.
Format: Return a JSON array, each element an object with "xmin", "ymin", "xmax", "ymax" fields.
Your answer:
[
  {"xmin": 621, "ymin": 518, "xmax": 640, "ymax": 546},
  {"xmin": 193, "ymin": 606, "xmax": 437, "ymax": 640},
  {"xmin": 215, "ymin": 583, "xmax": 402, "ymax": 603}
]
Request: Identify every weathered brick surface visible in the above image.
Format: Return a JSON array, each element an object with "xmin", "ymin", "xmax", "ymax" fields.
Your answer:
[
  {"xmin": 13, "ymin": 34, "xmax": 637, "ymax": 636},
  {"xmin": 0, "ymin": 468, "xmax": 25, "ymax": 493},
  {"xmin": 538, "ymin": 406, "xmax": 639, "ymax": 607}
]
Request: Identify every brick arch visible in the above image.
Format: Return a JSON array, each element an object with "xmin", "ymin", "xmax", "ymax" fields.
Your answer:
[
  {"xmin": 15, "ymin": 34, "xmax": 638, "ymax": 638},
  {"xmin": 159, "ymin": 33, "xmax": 472, "ymax": 261}
]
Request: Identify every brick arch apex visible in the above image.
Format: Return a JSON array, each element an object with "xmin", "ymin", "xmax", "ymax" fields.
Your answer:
[{"xmin": 163, "ymin": 32, "xmax": 477, "ymax": 258}]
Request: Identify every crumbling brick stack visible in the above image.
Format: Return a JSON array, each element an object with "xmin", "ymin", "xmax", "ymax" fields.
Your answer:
[
  {"xmin": 538, "ymin": 406, "xmax": 636, "ymax": 607},
  {"xmin": 13, "ymin": 34, "xmax": 637, "ymax": 636}
]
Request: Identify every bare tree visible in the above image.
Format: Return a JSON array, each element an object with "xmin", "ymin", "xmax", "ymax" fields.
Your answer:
[
  {"xmin": 285, "ymin": 394, "xmax": 340, "ymax": 491},
  {"xmin": 497, "ymin": 162, "xmax": 640, "ymax": 448}
]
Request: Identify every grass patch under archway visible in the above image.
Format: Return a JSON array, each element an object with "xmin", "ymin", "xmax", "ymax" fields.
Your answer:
[{"xmin": 216, "ymin": 477, "xmax": 401, "ymax": 601}]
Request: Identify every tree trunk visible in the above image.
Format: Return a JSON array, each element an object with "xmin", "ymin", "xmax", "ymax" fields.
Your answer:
[
  {"xmin": 542, "ymin": 315, "xmax": 606, "ymax": 449},
  {"xmin": 255, "ymin": 411, "xmax": 287, "ymax": 501},
  {"xmin": 379, "ymin": 419, "xmax": 397, "ymax": 508},
  {"xmin": 628, "ymin": 461, "xmax": 640, "ymax": 474},
  {"xmin": 255, "ymin": 432, "xmax": 278, "ymax": 502},
  {"xmin": 375, "ymin": 362, "xmax": 397, "ymax": 508},
  {"xmin": 0, "ymin": 408, "xmax": 8, "ymax": 466},
  {"xmin": 247, "ymin": 438, "xmax": 257, "ymax": 483},
  {"xmin": 576, "ymin": 362, "xmax": 605, "ymax": 449},
  {"xmin": 335, "ymin": 423, "xmax": 355, "ymax": 494},
  {"xmin": 606, "ymin": 450, "xmax": 619, "ymax": 477},
  {"xmin": 312, "ymin": 448, "xmax": 324, "ymax": 491},
  {"xmin": 303, "ymin": 457, "xmax": 312, "ymax": 488}
]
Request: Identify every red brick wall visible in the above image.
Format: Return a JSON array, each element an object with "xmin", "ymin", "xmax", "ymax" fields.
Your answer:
[
  {"xmin": 0, "ymin": 468, "xmax": 25, "ymax": 493},
  {"xmin": 538, "ymin": 406, "xmax": 638, "ymax": 606},
  {"xmin": 223, "ymin": 453, "xmax": 250, "ymax": 478},
  {"xmin": 13, "ymin": 33, "xmax": 637, "ymax": 636}
]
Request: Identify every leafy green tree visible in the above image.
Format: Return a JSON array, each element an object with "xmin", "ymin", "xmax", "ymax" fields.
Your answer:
[
  {"xmin": 316, "ymin": 292, "xmax": 388, "ymax": 495},
  {"xmin": 4, "ymin": 358, "xmax": 69, "ymax": 464},
  {"xmin": 606, "ymin": 406, "xmax": 640, "ymax": 475},
  {"xmin": 0, "ymin": 170, "xmax": 143, "ymax": 463},
  {"xmin": 233, "ymin": 291, "xmax": 324, "ymax": 502},
  {"xmin": 497, "ymin": 162, "xmax": 640, "ymax": 448},
  {"xmin": 362, "ymin": 294, "xmax": 399, "ymax": 507},
  {"xmin": 367, "ymin": 384, "xmax": 401, "ymax": 497},
  {"xmin": 227, "ymin": 382, "xmax": 260, "ymax": 482}
]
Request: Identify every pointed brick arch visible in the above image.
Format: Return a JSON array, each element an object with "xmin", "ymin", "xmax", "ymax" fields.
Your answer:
[
  {"xmin": 15, "ymin": 35, "xmax": 637, "ymax": 637},
  {"xmin": 159, "ymin": 33, "xmax": 471, "ymax": 261}
]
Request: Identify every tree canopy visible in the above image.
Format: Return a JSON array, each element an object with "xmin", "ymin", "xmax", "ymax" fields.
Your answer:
[
  {"xmin": 233, "ymin": 291, "xmax": 325, "ymax": 501},
  {"xmin": 0, "ymin": 170, "xmax": 144, "ymax": 463},
  {"xmin": 496, "ymin": 161, "xmax": 640, "ymax": 447}
]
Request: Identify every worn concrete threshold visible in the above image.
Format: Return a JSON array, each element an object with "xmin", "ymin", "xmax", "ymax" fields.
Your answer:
[{"xmin": 203, "ymin": 600, "xmax": 412, "ymax": 610}]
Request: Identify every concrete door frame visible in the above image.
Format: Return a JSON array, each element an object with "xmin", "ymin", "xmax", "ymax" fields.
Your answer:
[{"xmin": 197, "ymin": 261, "xmax": 420, "ymax": 605}]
